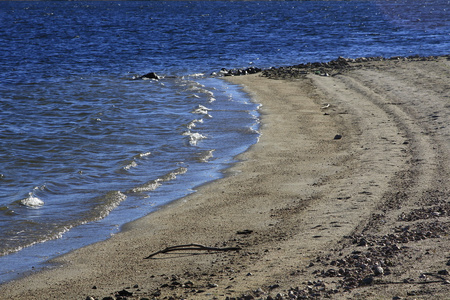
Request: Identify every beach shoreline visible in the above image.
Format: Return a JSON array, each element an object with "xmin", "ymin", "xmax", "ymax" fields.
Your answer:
[{"xmin": 1, "ymin": 56, "xmax": 449, "ymax": 300}]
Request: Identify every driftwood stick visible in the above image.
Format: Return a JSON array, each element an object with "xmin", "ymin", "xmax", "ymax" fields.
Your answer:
[{"xmin": 144, "ymin": 243, "xmax": 241, "ymax": 259}]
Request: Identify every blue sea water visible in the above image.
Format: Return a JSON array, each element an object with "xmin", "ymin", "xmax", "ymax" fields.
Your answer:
[{"xmin": 0, "ymin": 0, "xmax": 448, "ymax": 284}]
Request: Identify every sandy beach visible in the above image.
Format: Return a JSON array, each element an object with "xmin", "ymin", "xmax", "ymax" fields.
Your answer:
[{"xmin": 1, "ymin": 56, "xmax": 449, "ymax": 300}]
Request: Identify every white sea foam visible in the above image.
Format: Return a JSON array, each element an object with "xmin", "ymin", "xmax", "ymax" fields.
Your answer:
[
  {"xmin": 191, "ymin": 104, "xmax": 212, "ymax": 117},
  {"xmin": 186, "ymin": 118, "xmax": 203, "ymax": 129},
  {"xmin": 137, "ymin": 152, "xmax": 151, "ymax": 158},
  {"xmin": 182, "ymin": 130, "xmax": 206, "ymax": 146},
  {"xmin": 128, "ymin": 167, "xmax": 188, "ymax": 194},
  {"xmin": 188, "ymin": 73, "xmax": 205, "ymax": 78},
  {"xmin": 123, "ymin": 161, "xmax": 138, "ymax": 170},
  {"xmin": 197, "ymin": 149, "xmax": 215, "ymax": 162},
  {"xmin": 19, "ymin": 193, "xmax": 44, "ymax": 207},
  {"xmin": 123, "ymin": 152, "xmax": 152, "ymax": 171},
  {"xmin": 92, "ymin": 191, "xmax": 127, "ymax": 220},
  {"xmin": 160, "ymin": 167, "xmax": 188, "ymax": 181}
]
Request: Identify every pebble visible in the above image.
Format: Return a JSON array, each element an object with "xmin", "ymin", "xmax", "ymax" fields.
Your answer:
[
  {"xmin": 361, "ymin": 276, "xmax": 374, "ymax": 285},
  {"xmin": 373, "ymin": 265, "xmax": 384, "ymax": 276}
]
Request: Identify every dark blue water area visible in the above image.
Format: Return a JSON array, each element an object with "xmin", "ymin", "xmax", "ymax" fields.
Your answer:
[
  {"xmin": 1, "ymin": 0, "xmax": 448, "ymax": 80},
  {"xmin": 0, "ymin": 0, "xmax": 448, "ymax": 284}
]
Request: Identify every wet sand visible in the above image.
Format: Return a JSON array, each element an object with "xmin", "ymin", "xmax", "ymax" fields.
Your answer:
[{"xmin": 1, "ymin": 56, "xmax": 449, "ymax": 299}]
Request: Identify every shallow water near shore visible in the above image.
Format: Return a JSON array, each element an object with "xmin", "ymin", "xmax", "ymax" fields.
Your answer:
[{"xmin": 0, "ymin": 0, "xmax": 449, "ymax": 283}]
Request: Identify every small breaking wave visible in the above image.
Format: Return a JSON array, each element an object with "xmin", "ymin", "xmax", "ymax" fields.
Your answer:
[
  {"xmin": 127, "ymin": 167, "xmax": 188, "ymax": 194},
  {"xmin": 183, "ymin": 79, "xmax": 216, "ymax": 103},
  {"xmin": 134, "ymin": 152, "xmax": 151, "ymax": 159},
  {"xmin": 186, "ymin": 118, "xmax": 203, "ymax": 129},
  {"xmin": 182, "ymin": 130, "xmax": 207, "ymax": 146},
  {"xmin": 19, "ymin": 194, "xmax": 44, "ymax": 208},
  {"xmin": 85, "ymin": 191, "xmax": 127, "ymax": 222},
  {"xmin": 17, "ymin": 187, "xmax": 45, "ymax": 208},
  {"xmin": 121, "ymin": 152, "xmax": 152, "ymax": 171},
  {"xmin": 196, "ymin": 149, "xmax": 215, "ymax": 162},
  {"xmin": 187, "ymin": 73, "xmax": 205, "ymax": 78},
  {"xmin": 123, "ymin": 161, "xmax": 138, "ymax": 170},
  {"xmin": 191, "ymin": 104, "xmax": 212, "ymax": 118}
]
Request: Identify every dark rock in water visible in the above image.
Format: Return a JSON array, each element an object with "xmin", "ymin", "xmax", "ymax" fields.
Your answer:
[{"xmin": 141, "ymin": 72, "xmax": 160, "ymax": 80}]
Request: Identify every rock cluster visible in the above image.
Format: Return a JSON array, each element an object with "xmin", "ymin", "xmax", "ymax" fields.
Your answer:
[
  {"xmin": 215, "ymin": 66, "xmax": 263, "ymax": 77},
  {"xmin": 260, "ymin": 55, "xmax": 443, "ymax": 80}
]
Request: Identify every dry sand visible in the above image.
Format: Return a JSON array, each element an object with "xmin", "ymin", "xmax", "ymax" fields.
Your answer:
[{"xmin": 1, "ymin": 56, "xmax": 449, "ymax": 299}]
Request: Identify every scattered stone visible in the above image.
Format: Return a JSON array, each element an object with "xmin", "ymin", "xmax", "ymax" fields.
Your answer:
[
  {"xmin": 333, "ymin": 134, "xmax": 342, "ymax": 140},
  {"xmin": 215, "ymin": 66, "xmax": 262, "ymax": 77},
  {"xmin": 260, "ymin": 55, "xmax": 440, "ymax": 80},
  {"xmin": 237, "ymin": 229, "xmax": 254, "ymax": 235},
  {"xmin": 116, "ymin": 289, "xmax": 133, "ymax": 297},
  {"xmin": 373, "ymin": 265, "xmax": 384, "ymax": 276},
  {"xmin": 437, "ymin": 269, "xmax": 449, "ymax": 275},
  {"xmin": 269, "ymin": 284, "xmax": 280, "ymax": 290},
  {"xmin": 357, "ymin": 238, "xmax": 368, "ymax": 247},
  {"xmin": 254, "ymin": 287, "xmax": 265, "ymax": 296},
  {"xmin": 361, "ymin": 276, "xmax": 374, "ymax": 285},
  {"xmin": 183, "ymin": 280, "xmax": 194, "ymax": 288}
]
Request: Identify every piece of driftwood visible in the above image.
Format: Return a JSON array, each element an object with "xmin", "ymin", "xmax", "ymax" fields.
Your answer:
[{"xmin": 144, "ymin": 243, "xmax": 241, "ymax": 259}]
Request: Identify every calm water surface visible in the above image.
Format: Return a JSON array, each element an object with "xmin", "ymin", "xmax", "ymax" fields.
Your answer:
[{"xmin": 0, "ymin": 0, "xmax": 448, "ymax": 283}]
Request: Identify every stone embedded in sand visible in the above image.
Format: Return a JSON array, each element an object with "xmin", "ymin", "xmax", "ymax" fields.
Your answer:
[
  {"xmin": 357, "ymin": 238, "xmax": 368, "ymax": 247},
  {"xmin": 333, "ymin": 134, "xmax": 342, "ymax": 140},
  {"xmin": 116, "ymin": 289, "xmax": 133, "ymax": 297},
  {"xmin": 361, "ymin": 276, "xmax": 374, "ymax": 285},
  {"xmin": 373, "ymin": 265, "xmax": 384, "ymax": 276}
]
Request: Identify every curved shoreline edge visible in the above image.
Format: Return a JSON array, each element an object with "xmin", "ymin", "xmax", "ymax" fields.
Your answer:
[{"xmin": 1, "ymin": 56, "xmax": 449, "ymax": 300}]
